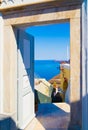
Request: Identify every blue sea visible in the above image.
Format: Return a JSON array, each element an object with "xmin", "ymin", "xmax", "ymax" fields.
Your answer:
[{"xmin": 34, "ymin": 60, "xmax": 60, "ymax": 80}]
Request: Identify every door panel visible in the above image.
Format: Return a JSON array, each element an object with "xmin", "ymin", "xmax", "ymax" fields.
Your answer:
[{"xmin": 17, "ymin": 29, "xmax": 35, "ymax": 129}]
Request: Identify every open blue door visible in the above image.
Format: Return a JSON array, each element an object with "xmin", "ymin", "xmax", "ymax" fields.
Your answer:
[{"xmin": 17, "ymin": 29, "xmax": 35, "ymax": 129}]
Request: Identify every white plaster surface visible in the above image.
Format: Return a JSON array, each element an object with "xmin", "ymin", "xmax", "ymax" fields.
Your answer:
[{"xmin": 0, "ymin": 13, "xmax": 3, "ymax": 113}]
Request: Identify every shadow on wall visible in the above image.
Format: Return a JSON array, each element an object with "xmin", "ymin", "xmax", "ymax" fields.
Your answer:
[
  {"xmin": 68, "ymin": 101, "xmax": 82, "ymax": 130},
  {"xmin": 3, "ymin": 2, "xmax": 80, "ymax": 20},
  {"xmin": 68, "ymin": 92, "xmax": 88, "ymax": 130}
]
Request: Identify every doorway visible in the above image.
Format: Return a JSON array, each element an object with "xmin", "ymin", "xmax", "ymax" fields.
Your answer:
[
  {"xmin": 17, "ymin": 22, "xmax": 70, "ymax": 129},
  {"xmin": 25, "ymin": 22, "xmax": 70, "ymax": 105},
  {"xmin": 3, "ymin": 3, "xmax": 81, "ymax": 129}
]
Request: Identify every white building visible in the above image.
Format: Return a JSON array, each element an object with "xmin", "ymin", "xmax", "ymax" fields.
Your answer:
[{"xmin": 0, "ymin": 0, "xmax": 88, "ymax": 130}]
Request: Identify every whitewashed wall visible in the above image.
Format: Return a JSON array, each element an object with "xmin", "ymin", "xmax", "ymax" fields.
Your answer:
[
  {"xmin": 82, "ymin": 0, "xmax": 88, "ymax": 130},
  {"xmin": 0, "ymin": 13, "xmax": 3, "ymax": 113}
]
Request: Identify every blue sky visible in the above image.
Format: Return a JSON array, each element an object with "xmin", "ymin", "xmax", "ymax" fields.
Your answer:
[{"xmin": 26, "ymin": 22, "xmax": 70, "ymax": 60}]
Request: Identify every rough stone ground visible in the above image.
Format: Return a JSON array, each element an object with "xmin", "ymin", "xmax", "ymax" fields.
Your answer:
[{"xmin": 25, "ymin": 103, "xmax": 70, "ymax": 130}]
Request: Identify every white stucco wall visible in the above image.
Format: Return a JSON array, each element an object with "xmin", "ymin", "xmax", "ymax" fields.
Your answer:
[
  {"xmin": 0, "ymin": 1, "xmax": 83, "ymax": 129},
  {"xmin": 0, "ymin": 13, "xmax": 3, "ymax": 113},
  {"xmin": 82, "ymin": 0, "xmax": 88, "ymax": 130}
]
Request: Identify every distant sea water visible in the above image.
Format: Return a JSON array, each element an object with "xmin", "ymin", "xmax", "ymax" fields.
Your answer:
[{"xmin": 34, "ymin": 60, "xmax": 60, "ymax": 80}]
